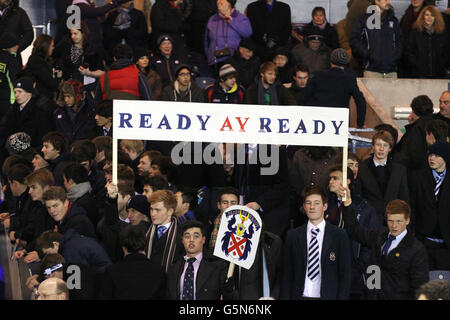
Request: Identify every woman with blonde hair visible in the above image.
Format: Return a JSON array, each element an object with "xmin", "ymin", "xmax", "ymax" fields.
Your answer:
[{"xmin": 405, "ymin": 5, "xmax": 449, "ymax": 78}]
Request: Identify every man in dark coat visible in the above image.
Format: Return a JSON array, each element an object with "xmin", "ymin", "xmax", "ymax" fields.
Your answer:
[
  {"xmin": 226, "ymin": 38, "xmax": 260, "ymax": 89},
  {"xmin": 150, "ymin": 0, "xmax": 188, "ymax": 56},
  {"xmin": 433, "ymin": 90, "xmax": 450, "ymax": 138},
  {"xmin": 410, "ymin": 141, "xmax": 450, "ymax": 270},
  {"xmin": 394, "ymin": 95, "xmax": 435, "ymax": 177},
  {"xmin": 302, "ymin": 48, "xmax": 366, "ymax": 128},
  {"xmin": 326, "ymin": 165, "xmax": 379, "ymax": 299},
  {"xmin": 342, "ymin": 188, "xmax": 429, "ymax": 300},
  {"xmin": 245, "ymin": 0, "xmax": 292, "ymax": 61},
  {"xmin": 103, "ymin": 1, "xmax": 148, "ymax": 54},
  {"xmin": 166, "ymin": 220, "xmax": 237, "ymax": 300},
  {"xmin": 41, "ymin": 131, "xmax": 70, "ymax": 187},
  {"xmin": 245, "ymin": 61, "xmax": 295, "ymax": 106},
  {"xmin": 43, "ymin": 186, "xmax": 96, "ymax": 239},
  {"xmin": 0, "ymin": 32, "xmax": 21, "ymax": 115},
  {"xmin": 356, "ymin": 131, "xmax": 410, "ymax": 225},
  {"xmin": 281, "ymin": 185, "xmax": 352, "ymax": 300},
  {"xmin": 161, "ymin": 64, "xmax": 204, "ymax": 102},
  {"xmin": 150, "ymin": 34, "xmax": 188, "ymax": 88},
  {"xmin": 37, "ymin": 229, "xmax": 111, "ymax": 275},
  {"xmin": 2, "ymin": 78, "xmax": 54, "ymax": 149},
  {"xmin": 0, "ymin": 0, "xmax": 33, "ymax": 66},
  {"xmin": 100, "ymin": 225, "xmax": 166, "ymax": 299},
  {"xmin": 350, "ymin": 0, "xmax": 403, "ymax": 78},
  {"xmin": 235, "ymin": 229, "xmax": 283, "ymax": 299},
  {"xmin": 63, "ymin": 162, "xmax": 99, "ymax": 230}
]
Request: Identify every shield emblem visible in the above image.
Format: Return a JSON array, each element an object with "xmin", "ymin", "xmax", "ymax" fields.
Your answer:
[{"xmin": 227, "ymin": 233, "xmax": 247, "ymax": 258}]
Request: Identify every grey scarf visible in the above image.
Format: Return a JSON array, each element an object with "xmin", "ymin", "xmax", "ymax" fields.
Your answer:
[
  {"xmin": 67, "ymin": 182, "xmax": 92, "ymax": 201},
  {"xmin": 257, "ymin": 79, "xmax": 279, "ymax": 105}
]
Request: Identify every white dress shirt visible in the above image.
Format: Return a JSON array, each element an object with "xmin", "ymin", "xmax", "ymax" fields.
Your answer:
[
  {"xmin": 383, "ymin": 229, "xmax": 407, "ymax": 255},
  {"xmin": 303, "ymin": 219, "xmax": 326, "ymax": 298}
]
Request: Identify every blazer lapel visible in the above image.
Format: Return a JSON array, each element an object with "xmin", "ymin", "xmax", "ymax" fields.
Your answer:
[
  {"xmin": 176, "ymin": 259, "xmax": 185, "ymax": 299},
  {"xmin": 297, "ymin": 225, "xmax": 308, "ymax": 270},
  {"xmin": 321, "ymin": 222, "xmax": 332, "ymax": 265}
]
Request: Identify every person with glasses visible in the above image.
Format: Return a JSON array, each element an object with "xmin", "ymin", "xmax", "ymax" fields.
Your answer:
[{"xmin": 161, "ymin": 64, "xmax": 204, "ymax": 102}]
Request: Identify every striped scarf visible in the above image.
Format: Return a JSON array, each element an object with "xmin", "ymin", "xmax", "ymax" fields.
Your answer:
[{"xmin": 145, "ymin": 215, "xmax": 178, "ymax": 273}]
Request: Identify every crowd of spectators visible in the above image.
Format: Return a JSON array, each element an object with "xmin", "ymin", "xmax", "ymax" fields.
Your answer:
[{"xmin": 0, "ymin": 0, "xmax": 449, "ymax": 300}]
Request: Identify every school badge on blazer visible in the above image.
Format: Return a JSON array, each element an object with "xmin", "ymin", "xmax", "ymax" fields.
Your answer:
[{"xmin": 330, "ymin": 252, "xmax": 336, "ymax": 261}]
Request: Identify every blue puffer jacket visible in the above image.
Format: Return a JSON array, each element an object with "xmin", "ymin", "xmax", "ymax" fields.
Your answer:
[
  {"xmin": 204, "ymin": 9, "xmax": 252, "ymax": 65},
  {"xmin": 350, "ymin": 9, "xmax": 403, "ymax": 73}
]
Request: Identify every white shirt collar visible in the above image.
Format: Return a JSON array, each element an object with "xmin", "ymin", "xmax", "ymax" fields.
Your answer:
[
  {"xmin": 373, "ymin": 158, "xmax": 387, "ymax": 167},
  {"xmin": 307, "ymin": 218, "xmax": 326, "ymax": 234},
  {"xmin": 389, "ymin": 228, "xmax": 407, "ymax": 243}
]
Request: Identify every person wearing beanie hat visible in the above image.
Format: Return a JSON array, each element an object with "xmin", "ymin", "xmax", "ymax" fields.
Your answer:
[
  {"xmin": 410, "ymin": 140, "xmax": 450, "ymax": 270},
  {"xmin": 127, "ymin": 195, "xmax": 151, "ymax": 226},
  {"xmin": 161, "ymin": 64, "xmax": 204, "ymax": 102},
  {"xmin": 53, "ymin": 80, "xmax": 94, "ymax": 146},
  {"xmin": 2, "ymin": 76, "xmax": 54, "ymax": 150},
  {"xmin": 6, "ymin": 132, "xmax": 31, "ymax": 155},
  {"xmin": 291, "ymin": 32, "xmax": 330, "ymax": 74},
  {"xmin": 204, "ymin": 63, "xmax": 245, "ymax": 104},
  {"xmin": 0, "ymin": 32, "xmax": 21, "ymax": 112},
  {"xmin": 150, "ymin": 34, "xmax": 187, "ymax": 88},
  {"xmin": 226, "ymin": 38, "xmax": 261, "ymax": 89},
  {"xmin": 300, "ymin": 48, "xmax": 367, "ymax": 128},
  {"xmin": 330, "ymin": 48, "xmax": 350, "ymax": 67}
]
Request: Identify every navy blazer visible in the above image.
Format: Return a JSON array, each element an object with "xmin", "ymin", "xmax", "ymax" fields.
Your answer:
[{"xmin": 281, "ymin": 221, "xmax": 352, "ymax": 300}]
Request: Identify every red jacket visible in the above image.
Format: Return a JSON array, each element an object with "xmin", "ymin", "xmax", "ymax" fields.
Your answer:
[{"xmin": 100, "ymin": 64, "xmax": 140, "ymax": 100}]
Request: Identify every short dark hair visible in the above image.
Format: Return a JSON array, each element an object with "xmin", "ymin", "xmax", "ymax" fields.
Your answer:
[
  {"xmin": 36, "ymin": 231, "xmax": 64, "ymax": 252},
  {"xmin": 176, "ymin": 186, "xmax": 197, "ymax": 210},
  {"xmin": 416, "ymin": 280, "xmax": 450, "ymax": 300},
  {"xmin": 71, "ymin": 140, "xmax": 96, "ymax": 162},
  {"xmin": 293, "ymin": 64, "xmax": 310, "ymax": 75},
  {"xmin": 113, "ymin": 43, "xmax": 134, "ymax": 60},
  {"xmin": 92, "ymin": 136, "xmax": 112, "ymax": 154},
  {"xmin": 42, "ymin": 186, "xmax": 67, "ymax": 203},
  {"xmin": 39, "ymin": 253, "xmax": 65, "ymax": 281},
  {"xmin": 302, "ymin": 185, "xmax": 328, "ymax": 204},
  {"xmin": 32, "ymin": 34, "xmax": 53, "ymax": 60},
  {"xmin": 142, "ymin": 174, "xmax": 169, "ymax": 191},
  {"xmin": 120, "ymin": 225, "xmax": 146, "ymax": 253},
  {"xmin": 7, "ymin": 164, "xmax": 32, "ymax": 184},
  {"xmin": 182, "ymin": 220, "xmax": 205, "ymax": 237},
  {"xmin": 42, "ymin": 132, "xmax": 67, "ymax": 154},
  {"xmin": 328, "ymin": 164, "xmax": 355, "ymax": 186},
  {"xmin": 218, "ymin": 187, "xmax": 239, "ymax": 203},
  {"xmin": 2, "ymin": 155, "xmax": 33, "ymax": 176},
  {"xmin": 63, "ymin": 162, "xmax": 89, "ymax": 184},
  {"xmin": 151, "ymin": 155, "xmax": 176, "ymax": 180},
  {"xmin": 104, "ymin": 164, "xmax": 135, "ymax": 185},
  {"xmin": 411, "ymin": 95, "xmax": 434, "ymax": 117},
  {"xmin": 425, "ymin": 119, "xmax": 448, "ymax": 142},
  {"xmin": 312, "ymin": 6, "xmax": 326, "ymax": 17},
  {"xmin": 95, "ymin": 100, "xmax": 113, "ymax": 118},
  {"xmin": 117, "ymin": 182, "xmax": 135, "ymax": 198}
]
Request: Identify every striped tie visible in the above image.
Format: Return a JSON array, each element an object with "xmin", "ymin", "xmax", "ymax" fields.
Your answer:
[
  {"xmin": 435, "ymin": 173, "xmax": 444, "ymax": 199},
  {"xmin": 307, "ymin": 228, "xmax": 320, "ymax": 281}
]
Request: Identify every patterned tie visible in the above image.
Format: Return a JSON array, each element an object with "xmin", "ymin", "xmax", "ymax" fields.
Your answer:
[
  {"xmin": 434, "ymin": 172, "xmax": 444, "ymax": 199},
  {"xmin": 182, "ymin": 257, "xmax": 196, "ymax": 300},
  {"xmin": 382, "ymin": 234, "xmax": 396, "ymax": 256},
  {"xmin": 307, "ymin": 228, "xmax": 320, "ymax": 281},
  {"xmin": 157, "ymin": 225, "xmax": 167, "ymax": 239}
]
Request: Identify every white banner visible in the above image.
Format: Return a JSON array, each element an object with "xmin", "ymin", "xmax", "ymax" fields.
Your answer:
[
  {"xmin": 213, "ymin": 205, "xmax": 262, "ymax": 270},
  {"xmin": 113, "ymin": 100, "xmax": 349, "ymax": 147}
]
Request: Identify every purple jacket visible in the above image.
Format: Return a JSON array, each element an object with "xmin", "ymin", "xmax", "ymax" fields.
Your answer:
[{"xmin": 204, "ymin": 9, "xmax": 252, "ymax": 65}]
